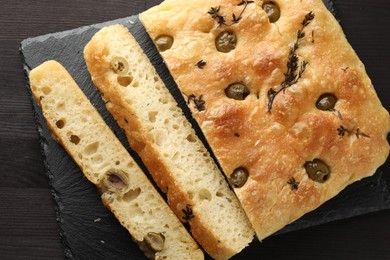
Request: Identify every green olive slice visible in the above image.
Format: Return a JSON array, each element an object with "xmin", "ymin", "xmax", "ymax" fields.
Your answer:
[
  {"xmin": 111, "ymin": 56, "xmax": 129, "ymax": 75},
  {"xmin": 155, "ymin": 35, "xmax": 174, "ymax": 52},
  {"xmin": 225, "ymin": 83, "xmax": 250, "ymax": 100},
  {"xmin": 262, "ymin": 2, "xmax": 281, "ymax": 23},
  {"xmin": 216, "ymin": 31, "xmax": 237, "ymax": 53},
  {"xmin": 316, "ymin": 94, "xmax": 337, "ymax": 111},
  {"xmin": 144, "ymin": 232, "xmax": 165, "ymax": 253},
  {"xmin": 229, "ymin": 167, "xmax": 249, "ymax": 188},
  {"xmin": 304, "ymin": 159, "xmax": 330, "ymax": 183}
]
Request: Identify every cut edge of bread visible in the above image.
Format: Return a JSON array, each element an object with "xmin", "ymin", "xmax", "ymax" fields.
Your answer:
[
  {"xmin": 29, "ymin": 60, "xmax": 204, "ymax": 260},
  {"xmin": 84, "ymin": 24, "xmax": 255, "ymax": 259}
]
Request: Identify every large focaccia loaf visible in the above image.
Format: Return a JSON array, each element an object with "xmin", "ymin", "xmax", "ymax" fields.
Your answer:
[
  {"xmin": 29, "ymin": 60, "xmax": 204, "ymax": 260},
  {"xmin": 84, "ymin": 24, "xmax": 254, "ymax": 259},
  {"xmin": 140, "ymin": 0, "xmax": 390, "ymax": 239}
]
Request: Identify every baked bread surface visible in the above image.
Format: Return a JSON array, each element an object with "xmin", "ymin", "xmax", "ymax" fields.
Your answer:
[
  {"xmin": 29, "ymin": 60, "xmax": 204, "ymax": 260},
  {"xmin": 140, "ymin": 0, "xmax": 390, "ymax": 239},
  {"xmin": 84, "ymin": 24, "xmax": 254, "ymax": 259}
]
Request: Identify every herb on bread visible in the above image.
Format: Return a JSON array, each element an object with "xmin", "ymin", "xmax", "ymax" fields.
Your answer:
[
  {"xmin": 208, "ymin": 0, "xmax": 254, "ymax": 27},
  {"xmin": 337, "ymin": 125, "xmax": 370, "ymax": 139},
  {"xmin": 182, "ymin": 205, "xmax": 194, "ymax": 221},
  {"xmin": 341, "ymin": 67, "xmax": 349, "ymax": 73},
  {"xmin": 267, "ymin": 12, "xmax": 315, "ymax": 112},
  {"xmin": 196, "ymin": 60, "xmax": 207, "ymax": 69},
  {"xmin": 188, "ymin": 94, "xmax": 206, "ymax": 111},
  {"xmin": 287, "ymin": 177, "xmax": 300, "ymax": 190}
]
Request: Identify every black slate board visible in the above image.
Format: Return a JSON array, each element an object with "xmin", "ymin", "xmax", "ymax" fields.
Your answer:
[{"xmin": 20, "ymin": 2, "xmax": 390, "ymax": 259}]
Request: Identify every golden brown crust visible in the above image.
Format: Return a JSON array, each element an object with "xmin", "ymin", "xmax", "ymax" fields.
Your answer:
[{"xmin": 141, "ymin": 0, "xmax": 390, "ymax": 239}]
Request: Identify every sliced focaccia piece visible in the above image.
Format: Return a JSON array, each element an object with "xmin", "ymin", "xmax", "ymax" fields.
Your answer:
[
  {"xmin": 140, "ymin": 0, "xmax": 390, "ymax": 240},
  {"xmin": 29, "ymin": 60, "xmax": 203, "ymax": 260},
  {"xmin": 84, "ymin": 24, "xmax": 254, "ymax": 259}
]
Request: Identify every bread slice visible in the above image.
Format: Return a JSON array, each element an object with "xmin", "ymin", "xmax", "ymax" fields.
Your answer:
[
  {"xmin": 84, "ymin": 24, "xmax": 254, "ymax": 259},
  {"xmin": 29, "ymin": 60, "xmax": 204, "ymax": 260},
  {"xmin": 140, "ymin": 0, "xmax": 390, "ymax": 240}
]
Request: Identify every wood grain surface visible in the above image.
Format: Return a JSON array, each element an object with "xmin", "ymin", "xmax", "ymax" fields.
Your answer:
[{"xmin": 1, "ymin": 0, "xmax": 389, "ymax": 259}]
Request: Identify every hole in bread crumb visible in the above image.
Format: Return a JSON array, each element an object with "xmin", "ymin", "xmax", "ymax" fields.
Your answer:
[
  {"xmin": 117, "ymin": 76, "xmax": 133, "ymax": 87},
  {"xmin": 84, "ymin": 141, "xmax": 99, "ymax": 156},
  {"xmin": 78, "ymin": 153, "xmax": 83, "ymax": 159},
  {"xmin": 92, "ymin": 154, "xmax": 103, "ymax": 165},
  {"xmin": 216, "ymin": 191, "xmax": 225, "ymax": 197},
  {"xmin": 148, "ymin": 111, "xmax": 158, "ymax": 123},
  {"xmin": 123, "ymin": 187, "xmax": 141, "ymax": 202},
  {"xmin": 164, "ymin": 119, "xmax": 169, "ymax": 125},
  {"xmin": 186, "ymin": 134, "xmax": 197, "ymax": 143},
  {"xmin": 198, "ymin": 189, "xmax": 212, "ymax": 201},
  {"xmin": 172, "ymin": 152, "xmax": 179, "ymax": 161},
  {"xmin": 115, "ymin": 161, "xmax": 120, "ymax": 165},
  {"xmin": 154, "ymin": 76, "xmax": 159, "ymax": 82},
  {"xmin": 56, "ymin": 119, "xmax": 65, "ymax": 129},
  {"xmin": 172, "ymin": 124, "xmax": 179, "ymax": 130},
  {"xmin": 159, "ymin": 97, "xmax": 168, "ymax": 104},
  {"xmin": 153, "ymin": 131, "xmax": 165, "ymax": 146},
  {"xmin": 56, "ymin": 102, "xmax": 65, "ymax": 111},
  {"xmin": 42, "ymin": 86, "xmax": 52, "ymax": 95},
  {"xmin": 70, "ymin": 135, "xmax": 80, "ymax": 145}
]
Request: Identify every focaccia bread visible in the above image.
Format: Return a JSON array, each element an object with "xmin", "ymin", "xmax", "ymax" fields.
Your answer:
[
  {"xmin": 140, "ymin": 0, "xmax": 390, "ymax": 239},
  {"xmin": 29, "ymin": 60, "xmax": 204, "ymax": 260},
  {"xmin": 84, "ymin": 24, "xmax": 254, "ymax": 259}
]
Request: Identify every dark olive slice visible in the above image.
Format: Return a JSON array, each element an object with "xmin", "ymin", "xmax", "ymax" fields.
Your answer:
[
  {"xmin": 262, "ymin": 2, "xmax": 281, "ymax": 23},
  {"xmin": 304, "ymin": 159, "xmax": 330, "ymax": 183},
  {"xmin": 106, "ymin": 171, "xmax": 127, "ymax": 191},
  {"xmin": 216, "ymin": 31, "xmax": 237, "ymax": 53},
  {"xmin": 225, "ymin": 83, "xmax": 250, "ymax": 100},
  {"xmin": 144, "ymin": 232, "xmax": 165, "ymax": 253},
  {"xmin": 230, "ymin": 167, "xmax": 249, "ymax": 188},
  {"xmin": 316, "ymin": 94, "xmax": 337, "ymax": 111},
  {"xmin": 155, "ymin": 35, "xmax": 174, "ymax": 52}
]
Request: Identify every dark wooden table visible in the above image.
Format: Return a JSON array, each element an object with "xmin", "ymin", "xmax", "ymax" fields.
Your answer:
[{"xmin": 1, "ymin": 0, "xmax": 389, "ymax": 259}]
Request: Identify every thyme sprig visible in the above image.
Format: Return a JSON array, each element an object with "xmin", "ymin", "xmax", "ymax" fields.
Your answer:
[
  {"xmin": 208, "ymin": 0, "xmax": 254, "ymax": 27},
  {"xmin": 267, "ymin": 12, "xmax": 315, "ymax": 112},
  {"xmin": 188, "ymin": 94, "xmax": 206, "ymax": 112},
  {"xmin": 337, "ymin": 125, "xmax": 370, "ymax": 139}
]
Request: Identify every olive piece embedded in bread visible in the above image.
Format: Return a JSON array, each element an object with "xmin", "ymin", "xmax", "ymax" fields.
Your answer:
[
  {"xmin": 106, "ymin": 170, "xmax": 127, "ymax": 191},
  {"xmin": 111, "ymin": 56, "xmax": 129, "ymax": 75},
  {"xmin": 230, "ymin": 167, "xmax": 249, "ymax": 188},
  {"xmin": 144, "ymin": 232, "xmax": 165, "ymax": 253},
  {"xmin": 304, "ymin": 159, "xmax": 330, "ymax": 183},
  {"xmin": 262, "ymin": 2, "xmax": 281, "ymax": 23},
  {"xmin": 155, "ymin": 35, "xmax": 174, "ymax": 52},
  {"xmin": 216, "ymin": 31, "xmax": 237, "ymax": 53},
  {"xmin": 316, "ymin": 93, "xmax": 337, "ymax": 111},
  {"xmin": 225, "ymin": 83, "xmax": 250, "ymax": 100}
]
